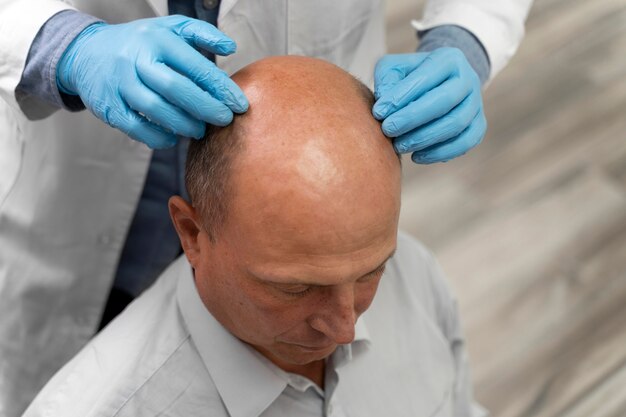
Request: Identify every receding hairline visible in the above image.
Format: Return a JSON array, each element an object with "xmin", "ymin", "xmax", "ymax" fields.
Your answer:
[{"xmin": 185, "ymin": 61, "xmax": 396, "ymax": 241}]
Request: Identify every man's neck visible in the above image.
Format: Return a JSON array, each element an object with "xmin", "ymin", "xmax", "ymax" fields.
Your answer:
[
  {"xmin": 252, "ymin": 344, "xmax": 328, "ymax": 389},
  {"xmin": 281, "ymin": 360, "xmax": 326, "ymax": 389}
]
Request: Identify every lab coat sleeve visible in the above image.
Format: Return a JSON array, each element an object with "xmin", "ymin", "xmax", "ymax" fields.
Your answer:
[
  {"xmin": 16, "ymin": 9, "xmax": 102, "ymax": 120},
  {"xmin": 417, "ymin": 25, "xmax": 490, "ymax": 85},
  {"xmin": 413, "ymin": 0, "xmax": 534, "ymax": 81},
  {"xmin": 0, "ymin": 0, "xmax": 75, "ymax": 114}
]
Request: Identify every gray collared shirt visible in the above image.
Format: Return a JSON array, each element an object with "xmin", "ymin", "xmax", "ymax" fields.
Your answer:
[{"xmin": 23, "ymin": 232, "xmax": 486, "ymax": 417}]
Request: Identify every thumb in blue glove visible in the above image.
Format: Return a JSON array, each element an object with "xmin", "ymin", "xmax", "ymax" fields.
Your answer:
[
  {"xmin": 57, "ymin": 15, "xmax": 249, "ymax": 149},
  {"xmin": 373, "ymin": 48, "xmax": 487, "ymax": 164}
]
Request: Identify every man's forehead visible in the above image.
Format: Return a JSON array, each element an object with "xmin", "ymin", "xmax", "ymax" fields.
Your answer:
[{"xmin": 245, "ymin": 243, "xmax": 398, "ymax": 287}]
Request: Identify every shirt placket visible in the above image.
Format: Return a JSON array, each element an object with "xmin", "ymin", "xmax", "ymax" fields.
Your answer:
[{"xmin": 323, "ymin": 346, "xmax": 352, "ymax": 417}]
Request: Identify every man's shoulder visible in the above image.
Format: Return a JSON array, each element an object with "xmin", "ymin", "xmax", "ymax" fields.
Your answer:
[
  {"xmin": 23, "ymin": 257, "xmax": 222, "ymax": 417},
  {"xmin": 394, "ymin": 230, "xmax": 437, "ymax": 268},
  {"xmin": 375, "ymin": 231, "xmax": 458, "ymax": 335},
  {"xmin": 392, "ymin": 230, "xmax": 453, "ymax": 301},
  {"xmin": 351, "ymin": 232, "xmax": 461, "ymax": 414}
]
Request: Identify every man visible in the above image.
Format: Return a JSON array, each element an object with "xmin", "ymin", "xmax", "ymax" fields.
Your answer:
[
  {"xmin": 0, "ymin": 1, "xmax": 534, "ymax": 414},
  {"xmin": 22, "ymin": 56, "xmax": 484, "ymax": 416}
]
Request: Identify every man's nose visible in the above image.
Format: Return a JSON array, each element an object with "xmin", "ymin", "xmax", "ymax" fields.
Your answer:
[{"xmin": 308, "ymin": 285, "xmax": 357, "ymax": 345}]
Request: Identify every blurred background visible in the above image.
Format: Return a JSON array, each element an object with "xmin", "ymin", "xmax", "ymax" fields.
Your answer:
[{"xmin": 387, "ymin": 0, "xmax": 626, "ymax": 416}]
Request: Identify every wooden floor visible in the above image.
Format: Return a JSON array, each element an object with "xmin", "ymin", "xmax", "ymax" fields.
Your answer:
[{"xmin": 386, "ymin": 0, "xmax": 626, "ymax": 416}]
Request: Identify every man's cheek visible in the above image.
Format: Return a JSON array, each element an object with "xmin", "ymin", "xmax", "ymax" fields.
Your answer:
[
  {"xmin": 249, "ymin": 298, "xmax": 314, "ymax": 336},
  {"xmin": 242, "ymin": 283, "xmax": 298, "ymax": 312},
  {"xmin": 355, "ymin": 280, "xmax": 382, "ymax": 315}
]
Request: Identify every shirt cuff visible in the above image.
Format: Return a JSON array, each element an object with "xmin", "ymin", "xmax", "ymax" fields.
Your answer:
[
  {"xmin": 16, "ymin": 9, "xmax": 103, "ymax": 114},
  {"xmin": 416, "ymin": 25, "xmax": 490, "ymax": 86}
]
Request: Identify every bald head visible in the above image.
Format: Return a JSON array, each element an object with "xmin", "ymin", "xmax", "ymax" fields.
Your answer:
[
  {"xmin": 185, "ymin": 56, "xmax": 400, "ymax": 240},
  {"xmin": 177, "ymin": 57, "xmax": 402, "ymax": 371}
]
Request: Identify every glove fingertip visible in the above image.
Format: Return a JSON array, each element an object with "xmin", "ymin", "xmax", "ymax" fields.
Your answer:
[
  {"xmin": 393, "ymin": 139, "xmax": 408, "ymax": 154},
  {"xmin": 191, "ymin": 124, "xmax": 206, "ymax": 139},
  {"xmin": 223, "ymin": 86, "xmax": 249, "ymax": 113},
  {"xmin": 411, "ymin": 152, "xmax": 437, "ymax": 164},
  {"xmin": 211, "ymin": 110, "xmax": 234, "ymax": 127},
  {"xmin": 372, "ymin": 101, "xmax": 388, "ymax": 120},
  {"xmin": 381, "ymin": 118, "xmax": 399, "ymax": 137},
  {"xmin": 234, "ymin": 98, "xmax": 249, "ymax": 114},
  {"xmin": 213, "ymin": 39, "xmax": 237, "ymax": 55}
]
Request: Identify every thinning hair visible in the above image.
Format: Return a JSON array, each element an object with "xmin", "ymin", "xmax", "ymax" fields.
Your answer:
[
  {"xmin": 185, "ymin": 74, "xmax": 381, "ymax": 242},
  {"xmin": 185, "ymin": 121, "xmax": 241, "ymax": 242}
]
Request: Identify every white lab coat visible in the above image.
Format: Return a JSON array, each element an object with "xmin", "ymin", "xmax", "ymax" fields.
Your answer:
[{"xmin": 0, "ymin": 0, "xmax": 532, "ymax": 416}]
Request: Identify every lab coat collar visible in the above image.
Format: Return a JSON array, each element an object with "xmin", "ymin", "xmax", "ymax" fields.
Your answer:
[
  {"xmin": 144, "ymin": 0, "xmax": 167, "ymax": 16},
  {"xmin": 218, "ymin": 0, "xmax": 238, "ymax": 20},
  {"xmin": 176, "ymin": 259, "xmax": 371, "ymax": 417}
]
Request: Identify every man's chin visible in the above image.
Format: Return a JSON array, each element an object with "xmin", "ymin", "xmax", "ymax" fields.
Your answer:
[
  {"xmin": 282, "ymin": 343, "xmax": 337, "ymax": 364},
  {"xmin": 252, "ymin": 341, "xmax": 337, "ymax": 367}
]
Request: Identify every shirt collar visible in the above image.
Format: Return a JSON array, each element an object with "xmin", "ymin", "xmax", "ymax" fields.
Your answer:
[
  {"xmin": 175, "ymin": 259, "xmax": 372, "ymax": 416},
  {"xmin": 176, "ymin": 261, "xmax": 287, "ymax": 417},
  {"xmin": 333, "ymin": 317, "xmax": 371, "ymax": 369}
]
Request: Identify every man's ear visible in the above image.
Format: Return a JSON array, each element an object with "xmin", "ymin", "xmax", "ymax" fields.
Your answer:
[{"xmin": 168, "ymin": 196, "xmax": 204, "ymax": 268}]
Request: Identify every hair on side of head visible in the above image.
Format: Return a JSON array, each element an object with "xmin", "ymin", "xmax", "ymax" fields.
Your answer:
[{"xmin": 185, "ymin": 122, "xmax": 244, "ymax": 243}]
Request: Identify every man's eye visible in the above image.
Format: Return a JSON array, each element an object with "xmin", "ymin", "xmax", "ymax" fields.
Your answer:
[
  {"xmin": 358, "ymin": 264, "xmax": 387, "ymax": 283},
  {"xmin": 280, "ymin": 285, "xmax": 313, "ymax": 296}
]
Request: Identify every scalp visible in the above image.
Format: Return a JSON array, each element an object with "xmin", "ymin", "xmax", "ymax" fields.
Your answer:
[
  {"xmin": 186, "ymin": 56, "xmax": 401, "ymax": 242},
  {"xmin": 228, "ymin": 56, "xmax": 401, "ymax": 241}
]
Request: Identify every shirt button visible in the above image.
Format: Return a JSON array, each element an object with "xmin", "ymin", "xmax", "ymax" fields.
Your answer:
[{"xmin": 202, "ymin": 0, "xmax": 219, "ymax": 9}]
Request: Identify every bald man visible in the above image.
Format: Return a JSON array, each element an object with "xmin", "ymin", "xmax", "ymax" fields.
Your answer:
[{"xmin": 23, "ymin": 57, "xmax": 485, "ymax": 417}]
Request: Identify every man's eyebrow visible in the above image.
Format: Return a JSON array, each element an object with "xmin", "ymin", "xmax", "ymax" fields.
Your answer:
[
  {"xmin": 366, "ymin": 248, "xmax": 396, "ymax": 276},
  {"xmin": 255, "ymin": 247, "xmax": 397, "ymax": 286}
]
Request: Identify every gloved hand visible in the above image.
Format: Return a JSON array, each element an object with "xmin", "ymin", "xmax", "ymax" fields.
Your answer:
[
  {"xmin": 57, "ymin": 15, "xmax": 248, "ymax": 149},
  {"xmin": 373, "ymin": 48, "xmax": 487, "ymax": 164}
]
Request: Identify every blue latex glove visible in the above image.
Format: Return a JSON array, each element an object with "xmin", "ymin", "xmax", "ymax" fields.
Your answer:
[
  {"xmin": 57, "ymin": 15, "xmax": 248, "ymax": 149},
  {"xmin": 373, "ymin": 48, "xmax": 487, "ymax": 164}
]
